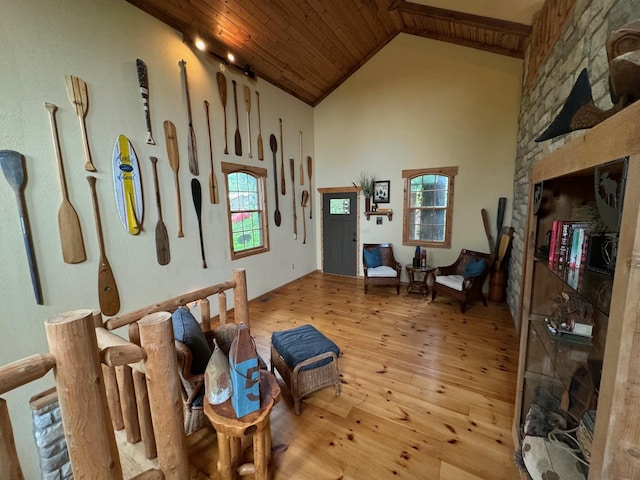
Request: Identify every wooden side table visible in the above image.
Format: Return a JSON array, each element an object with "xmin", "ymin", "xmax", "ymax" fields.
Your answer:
[
  {"xmin": 204, "ymin": 370, "xmax": 281, "ymax": 480},
  {"xmin": 405, "ymin": 264, "xmax": 436, "ymax": 297}
]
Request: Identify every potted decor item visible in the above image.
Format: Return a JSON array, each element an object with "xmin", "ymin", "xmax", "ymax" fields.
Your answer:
[{"xmin": 358, "ymin": 172, "xmax": 375, "ymax": 212}]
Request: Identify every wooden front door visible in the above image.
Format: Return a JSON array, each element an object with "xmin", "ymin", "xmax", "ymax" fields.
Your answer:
[{"xmin": 322, "ymin": 191, "xmax": 358, "ymax": 276}]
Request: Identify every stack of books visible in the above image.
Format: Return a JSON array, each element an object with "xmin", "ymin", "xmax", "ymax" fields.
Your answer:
[{"xmin": 547, "ymin": 220, "xmax": 591, "ymax": 290}]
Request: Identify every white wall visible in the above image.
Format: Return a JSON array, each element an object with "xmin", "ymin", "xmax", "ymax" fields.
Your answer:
[
  {"xmin": 314, "ymin": 33, "xmax": 522, "ymax": 275},
  {"xmin": 0, "ymin": 0, "xmax": 314, "ymax": 476}
]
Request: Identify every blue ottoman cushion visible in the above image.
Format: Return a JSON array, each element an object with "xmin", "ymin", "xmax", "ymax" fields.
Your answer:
[{"xmin": 271, "ymin": 324, "xmax": 340, "ymax": 372}]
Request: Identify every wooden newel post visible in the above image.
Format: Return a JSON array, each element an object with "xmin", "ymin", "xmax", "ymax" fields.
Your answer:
[
  {"xmin": 138, "ymin": 312, "xmax": 189, "ymax": 480},
  {"xmin": 0, "ymin": 398, "xmax": 25, "ymax": 480},
  {"xmin": 45, "ymin": 309, "xmax": 122, "ymax": 479},
  {"xmin": 233, "ymin": 268, "xmax": 249, "ymax": 328}
]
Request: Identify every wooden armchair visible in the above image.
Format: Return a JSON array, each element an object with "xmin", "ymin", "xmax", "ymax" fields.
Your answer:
[
  {"xmin": 431, "ymin": 249, "xmax": 493, "ymax": 313},
  {"xmin": 363, "ymin": 243, "xmax": 402, "ymax": 294}
]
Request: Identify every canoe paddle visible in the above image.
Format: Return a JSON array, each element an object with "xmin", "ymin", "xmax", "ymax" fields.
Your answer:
[
  {"xmin": 45, "ymin": 102, "xmax": 86, "ymax": 264},
  {"xmin": 301, "ymin": 190, "xmax": 309, "ymax": 244},
  {"xmin": 216, "ymin": 72, "xmax": 229, "ymax": 155},
  {"xmin": 307, "ymin": 156, "xmax": 313, "ymax": 219},
  {"xmin": 290, "ymin": 156, "xmax": 297, "ymax": 240},
  {"xmin": 136, "ymin": 59, "xmax": 155, "ymax": 145},
  {"xmin": 204, "ymin": 100, "xmax": 219, "ymax": 204},
  {"xmin": 191, "ymin": 178, "xmax": 207, "ymax": 269},
  {"xmin": 150, "ymin": 156, "xmax": 170, "ymax": 265},
  {"xmin": 270, "ymin": 134, "xmax": 281, "ymax": 226},
  {"xmin": 179, "ymin": 60, "xmax": 199, "ymax": 176},
  {"xmin": 256, "ymin": 91, "xmax": 264, "ymax": 160},
  {"xmin": 299, "ymin": 131, "xmax": 304, "ymax": 185},
  {"xmin": 232, "ymin": 80, "xmax": 242, "ymax": 156},
  {"xmin": 279, "ymin": 118, "xmax": 285, "ymax": 195},
  {"xmin": 244, "ymin": 85, "xmax": 252, "ymax": 158},
  {"xmin": 87, "ymin": 176, "xmax": 120, "ymax": 316},
  {"xmin": 0, "ymin": 150, "xmax": 43, "ymax": 304},
  {"xmin": 64, "ymin": 75, "xmax": 97, "ymax": 172},
  {"xmin": 164, "ymin": 120, "xmax": 184, "ymax": 237}
]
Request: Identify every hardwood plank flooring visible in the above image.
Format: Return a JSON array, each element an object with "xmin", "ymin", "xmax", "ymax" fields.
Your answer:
[{"xmin": 121, "ymin": 271, "xmax": 521, "ymax": 479}]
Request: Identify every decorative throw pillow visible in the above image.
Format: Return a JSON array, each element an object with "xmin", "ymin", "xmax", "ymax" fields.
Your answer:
[
  {"xmin": 463, "ymin": 258, "xmax": 486, "ymax": 278},
  {"xmin": 364, "ymin": 247, "xmax": 382, "ymax": 268},
  {"xmin": 172, "ymin": 306, "xmax": 212, "ymax": 375}
]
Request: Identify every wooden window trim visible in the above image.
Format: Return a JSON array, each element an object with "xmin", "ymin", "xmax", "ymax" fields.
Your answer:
[
  {"xmin": 402, "ymin": 166, "xmax": 458, "ymax": 248},
  {"xmin": 222, "ymin": 162, "xmax": 270, "ymax": 260}
]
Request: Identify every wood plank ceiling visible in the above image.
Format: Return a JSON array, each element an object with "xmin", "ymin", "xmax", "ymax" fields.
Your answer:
[{"xmin": 127, "ymin": 0, "xmax": 532, "ymax": 106}]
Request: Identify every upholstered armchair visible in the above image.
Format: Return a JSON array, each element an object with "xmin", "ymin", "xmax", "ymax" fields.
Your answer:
[
  {"xmin": 363, "ymin": 243, "xmax": 402, "ymax": 294},
  {"xmin": 431, "ymin": 249, "xmax": 493, "ymax": 313}
]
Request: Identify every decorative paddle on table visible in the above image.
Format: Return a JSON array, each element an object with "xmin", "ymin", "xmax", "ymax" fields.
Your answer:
[
  {"xmin": 179, "ymin": 60, "xmax": 199, "ymax": 176},
  {"xmin": 45, "ymin": 102, "xmax": 86, "ymax": 264},
  {"xmin": 244, "ymin": 85, "xmax": 252, "ymax": 158},
  {"xmin": 191, "ymin": 178, "xmax": 207, "ymax": 269},
  {"xmin": 279, "ymin": 118, "xmax": 285, "ymax": 195},
  {"xmin": 231, "ymin": 80, "xmax": 242, "ymax": 156},
  {"xmin": 136, "ymin": 59, "xmax": 155, "ymax": 145},
  {"xmin": 290, "ymin": 156, "xmax": 297, "ymax": 240},
  {"xmin": 150, "ymin": 156, "xmax": 170, "ymax": 265},
  {"xmin": 164, "ymin": 120, "xmax": 184, "ymax": 237},
  {"xmin": 65, "ymin": 75, "xmax": 97, "ymax": 172},
  {"xmin": 87, "ymin": 176, "xmax": 120, "ymax": 316},
  {"xmin": 216, "ymin": 72, "xmax": 229, "ymax": 155},
  {"xmin": 270, "ymin": 134, "xmax": 282, "ymax": 226},
  {"xmin": 0, "ymin": 150, "xmax": 43, "ymax": 304},
  {"xmin": 204, "ymin": 100, "xmax": 219, "ymax": 204},
  {"xmin": 256, "ymin": 91, "xmax": 264, "ymax": 160}
]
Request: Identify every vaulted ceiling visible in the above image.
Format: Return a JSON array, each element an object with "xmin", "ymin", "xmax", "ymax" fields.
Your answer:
[{"xmin": 127, "ymin": 0, "xmax": 540, "ymax": 106}]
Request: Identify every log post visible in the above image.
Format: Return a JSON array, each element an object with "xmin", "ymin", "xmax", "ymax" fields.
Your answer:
[
  {"xmin": 232, "ymin": 268, "xmax": 249, "ymax": 328},
  {"xmin": 116, "ymin": 364, "xmax": 141, "ymax": 443},
  {"xmin": 138, "ymin": 312, "xmax": 189, "ymax": 479},
  {"xmin": 0, "ymin": 398, "xmax": 25, "ymax": 480},
  {"xmin": 102, "ymin": 365, "xmax": 124, "ymax": 430},
  {"xmin": 133, "ymin": 369, "xmax": 157, "ymax": 459},
  {"xmin": 218, "ymin": 291, "xmax": 227, "ymax": 325},
  {"xmin": 200, "ymin": 297, "xmax": 211, "ymax": 332},
  {"xmin": 45, "ymin": 309, "xmax": 122, "ymax": 479}
]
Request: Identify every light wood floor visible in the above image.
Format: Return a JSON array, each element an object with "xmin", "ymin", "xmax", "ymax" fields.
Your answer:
[{"xmin": 123, "ymin": 271, "xmax": 521, "ymax": 479}]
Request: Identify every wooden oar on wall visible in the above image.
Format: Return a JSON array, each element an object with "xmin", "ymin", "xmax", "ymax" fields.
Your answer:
[
  {"xmin": 65, "ymin": 75, "xmax": 97, "ymax": 172},
  {"xmin": 256, "ymin": 91, "xmax": 264, "ymax": 160},
  {"xmin": 164, "ymin": 120, "xmax": 184, "ymax": 237},
  {"xmin": 307, "ymin": 156, "xmax": 313, "ymax": 219},
  {"xmin": 204, "ymin": 100, "xmax": 219, "ymax": 204},
  {"xmin": 270, "ymin": 134, "xmax": 282, "ymax": 226},
  {"xmin": 290, "ymin": 156, "xmax": 297, "ymax": 240},
  {"xmin": 279, "ymin": 118, "xmax": 285, "ymax": 195},
  {"xmin": 45, "ymin": 102, "xmax": 86, "ymax": 264},
  {"xmin": 179, "ymin": 59, "xmax": 199, "ymax": 176},
  {"xmin": 232, "ymin": 80, "xmax": 242, "ymax": 156},
  {"xmin": 244, "ymin": 85, "xmax": 252, "ymax": 158},
  {"xmin": 216, "ymin": 72, "xmax": 229, "ymax": 155},
  {"xmin": 150, "ymin": 156, "xmax": 170, "ymax": 265}
]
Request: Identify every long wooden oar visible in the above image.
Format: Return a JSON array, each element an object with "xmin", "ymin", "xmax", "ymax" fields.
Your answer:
[
  {"xmin": 150, "ymin": 156, "xmax": 170, "ymax": 265},
  {"xmin": 232, "ymin": 80, "xmax": 242, "ymax": 156},
  {"xmin": 256, "ymin": 91, "xmax": 264, "ymax": 160},
  {"xmin": 64, "ymin": 75, "xmax": 97, "ymax": 172},
  {"xmin": 301, "ymin": 190, "xmax": 309, "ymax": 244},
  {"xmin": 270, "ymin": 134, "xmax": 281, "ymax": 226},
  {"xmin": 290, "ymin": 156, "xmax": 297, "ymax": 240},
  {"xmin": 204, "ymin": 100, "xmax": 219, "ymax": 204},
  {"xmin": 0, "ymin": 150, "xmax": 43, "ymax": 304},
  {"xmin": 87, "ymin": 176, "xmax": 120, "ymax": 316},
  {"xmin": 45, "ymin": 102, "xmax": 86, "ymax": 264},
  {"xmin": 136, "ymin": 59, "xmax": 155, "ymax": 145},
  {"xmin": 179, "ymin": 60, "xmax": 199, "ymax": 176},
  {"xmin": 163, "ymin": 120, "xmax": 184, "ymax": 237},
  {"xmin": 307, "ymin": 156, "xmax": 313, "ymax": 219},
  {"xmin": 279, "ymin": 118, "xmax": 285, "ymax": 195},
  {"xmin": 216, "ymin": 72, "xmax": 229, "ymax": 155},
  {"xmin": 244, "ymin": 85, "xmax": 252, "ymax": 158},
  {"xmin": 299, "ymin": 131, "xmax": 304, "ymax": 185},
  {"xmin": 191, "ymin": 179, "xmax": 207, "ymax": 269}
]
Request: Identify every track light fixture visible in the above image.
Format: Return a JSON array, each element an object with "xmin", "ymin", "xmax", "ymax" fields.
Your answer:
[{"xmin": 183, "ymin": 34, "xmax": 258, "ymax": 82}]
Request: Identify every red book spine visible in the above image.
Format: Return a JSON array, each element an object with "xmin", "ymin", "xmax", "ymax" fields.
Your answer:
[{"xmin": 548, "ymin": 220, "xmax": 559, "ymax": 269}]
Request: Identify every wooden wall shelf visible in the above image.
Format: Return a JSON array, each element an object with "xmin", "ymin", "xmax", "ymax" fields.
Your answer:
[{"xmin": 365, "ymin": 210, "xmax": 392, "ymax": 221}]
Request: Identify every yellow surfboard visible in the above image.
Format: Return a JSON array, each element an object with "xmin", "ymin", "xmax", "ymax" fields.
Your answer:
[{"xmin": 113, "ymin": 135, "xmax": 143, "ymax": 235}]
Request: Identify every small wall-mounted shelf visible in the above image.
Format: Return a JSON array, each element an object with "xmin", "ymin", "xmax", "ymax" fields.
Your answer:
[{"xmin": 365, "ymin": 209, "xmax": 392, "ymax": 221}]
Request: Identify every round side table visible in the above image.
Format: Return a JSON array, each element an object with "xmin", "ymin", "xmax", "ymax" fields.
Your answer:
[
  {"xmin": 204, "ymin": 370, "xmax": 281, "ymax": 480},
  {"xmin": 405, "ymin": 264, "xmax": 436, "ymax": 297}
]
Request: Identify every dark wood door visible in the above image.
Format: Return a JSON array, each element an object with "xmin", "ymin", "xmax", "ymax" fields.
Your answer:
[{"xmin": 322, "ymin": 191, "xmax": 357, "ymax": 276}]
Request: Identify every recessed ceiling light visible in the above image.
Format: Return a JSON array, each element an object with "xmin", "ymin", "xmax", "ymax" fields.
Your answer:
[
  {"xmin": 195, "ymin": 38, "xmax": 206, "ymax": 51},
  {"xmin": 227, "ymin": 52, "xmax": 235, "ymax": 63}
]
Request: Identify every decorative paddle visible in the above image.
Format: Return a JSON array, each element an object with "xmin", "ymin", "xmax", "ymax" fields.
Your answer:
[
  {"xmin": 164, "ymin": 120, "xmax": 184, "ymax": 237},
  {"xmin": 65, "ymin": 75, "xmax": 97, "ymax": 172},
  {"xmin": 481, "ymin": 208, "xmax": 494, "ymax": 254},
  {"xmin": 45, "ymin": 102, "xmax": 86, "ymax": 264},
  {"xmin": 204, "ymin": 100, "xmax": 219, "ymax": 204},
  {"xmin": 256, "ymin": 91, "xmax": 264, "ymax": 160},
  {"xmin": 179, "ymin": 60, "xmax": 199, "ymax": 175},
  {"xmin": 290, "ymin": 156, "xmax": 297, "ymax": 240},
  {"xmin": 232, "ymin": 80, "xmax": 242, "ymax": 156},
  {"xmin": 0, "ymin": 150, "xmax": 43, "ymax": 304},
  {"xmin": 279, "ymin": 118, "xmax": 285, "ymax": 195},
  {"xmin": 136, "ymin": 59, "xmax": 155, "ymax": 145},
  {"xmin": 244, "ymin": 85, "xmax": 252, "ymax": 158},
  {"xmin": 301, "ymin": 190, "xmax": 309, "ymax": 244},
  {"xmin": 307, "ymin": 156, "xmax": 313, "ymax": 219},
  {"xmin": 191, "ymin": 178, "xmax": 207, "ymax": 269},
  {"xmin": 216, "ymin": 72, "xmax": 229, "ymax": 154},
  {"xmin": 150, "ymin": 156, "xmax": 170, "ymax": 265},
  {"xmin": 299, "ymin": 131, "xmax": 304, "ymax": 185},
  {"xmin": 270, "ymin": 134, "xmax": 281, "ymax": 226},
  {"xmin": 87, "ymin": 176, "xmax": 120, "ymax": 316}
]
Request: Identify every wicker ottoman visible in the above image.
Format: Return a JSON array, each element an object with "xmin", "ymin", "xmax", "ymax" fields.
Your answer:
[{"xmin": 270, "ymin": 324, "xmax": 341, "ymax": 415}]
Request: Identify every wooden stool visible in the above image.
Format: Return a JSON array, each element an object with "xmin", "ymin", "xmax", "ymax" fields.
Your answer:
[{"xmin": 204, "ymin": 371, "xmax": 280, "ymax": 480}]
